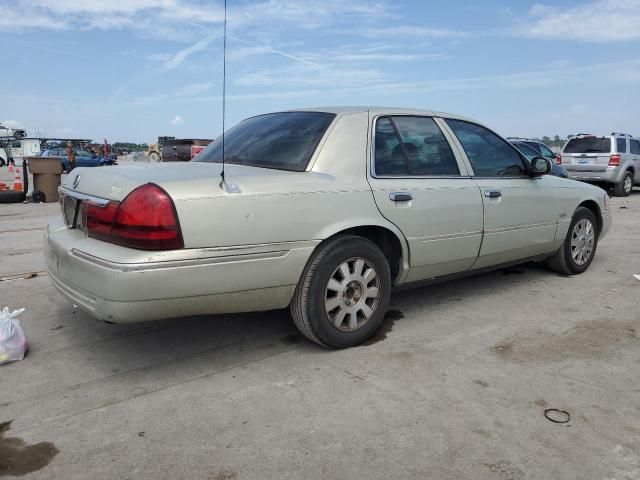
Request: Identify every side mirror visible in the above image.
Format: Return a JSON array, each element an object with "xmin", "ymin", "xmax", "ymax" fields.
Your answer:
[{"xmin": 530, "ymin": 156, "xmax": 552, "ymax": 176}]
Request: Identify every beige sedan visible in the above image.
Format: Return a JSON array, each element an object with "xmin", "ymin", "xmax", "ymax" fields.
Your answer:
[{"xmin": 45, "ymin": 107, "xmax": 612, "ymax": 348}]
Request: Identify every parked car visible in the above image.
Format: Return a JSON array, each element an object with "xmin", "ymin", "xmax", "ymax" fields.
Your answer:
[
  {"xmin": 559, "ymin": 133, "xmax": 640, "ymax": 196},
  {"xmin": 509, "ymin": 140, "xmax": 568, "ymax": 178},
  {"xmin": 40, "ymin": 148, "xmax": 116, "ymax": 172},
  {"xmin": 161, "ymin": 138, "xmax": 212, "ymax": 162},
  {"xmin": 46, "ymin": 108, "xmax": 611, "ymax": 348}
]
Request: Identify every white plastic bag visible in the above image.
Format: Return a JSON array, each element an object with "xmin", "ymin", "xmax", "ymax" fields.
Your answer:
[{"xmin": 0, "ymin": 307, "xmax": 27, "ymax": 365}]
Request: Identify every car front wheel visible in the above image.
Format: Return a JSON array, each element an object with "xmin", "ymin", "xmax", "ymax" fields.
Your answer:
[
  {"xmin": 290, "ymin": 235, "xmax": 391, "ymax": 348},
  {"xmin": 546, "ymin": 206, "xmax": 598, "ymax": 275}
]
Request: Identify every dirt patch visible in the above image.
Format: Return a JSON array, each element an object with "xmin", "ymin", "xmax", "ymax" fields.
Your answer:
[
  {"xmin": 0, "ymin": 420, "xmax": 59, "ymax": 477},
  {"xmin": 491, "ymin": 319, "xmax": 639, "ymax": 363},
  {"xmin": 208, "ymin": 469, "xmax": 237, "ymax": 479},
  {"xmin": 484, "ymin": 460, "xmax": 524, "ymax": 480},
  {"xmin": 363, "ymin": 310, "xmax": 404, "ymax": 345}
]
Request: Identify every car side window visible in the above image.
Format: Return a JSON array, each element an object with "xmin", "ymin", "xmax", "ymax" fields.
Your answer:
[
  {"xmin": 631, "ymin": 139, "xmax": 640, "ymax": 155},
  {"xmin": 374, "ymin": 117, "xmax": 407, "ymax": 175},
  {"xmin": 446, "ymin": 119, "xmax": 528, "ymax": 177},
  {"xmin": 538, "ymin": 144, "xmax": 554, "ymax": 157},
  {"xmin": 617, "ymin": 138, "xmax": 627, "ymax": 153},
  {"xmin": 374, "ymin": 116, "xmax": 459, "ymax": 176},
  {"xmin": 391, "ymin": 116, "xmax": 460, "ymax": 176}
]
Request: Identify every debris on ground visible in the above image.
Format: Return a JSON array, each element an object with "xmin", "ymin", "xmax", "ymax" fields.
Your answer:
[{"xmin": 0, "ymin": 307, "xmax": 27, "ymax": 365}]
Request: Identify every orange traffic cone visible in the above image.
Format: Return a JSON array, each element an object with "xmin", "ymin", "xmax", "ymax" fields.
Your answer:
[
  {"xmin": 12, "ymin": 168, "xmax": 23, "ymax": 192},
  {"xmin": 7, "ymin": 163, "xmax": 13, "ymax": 173}
]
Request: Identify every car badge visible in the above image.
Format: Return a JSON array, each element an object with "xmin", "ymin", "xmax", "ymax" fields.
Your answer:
[{"xmin": 72, "ymin": 174, "xmax": 81, "ymax": 189}]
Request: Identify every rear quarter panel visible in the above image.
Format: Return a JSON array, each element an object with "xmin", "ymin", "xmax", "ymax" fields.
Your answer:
[{"xmin": 171, "ymin": 113, "xmax": 403, "ymax": 250}]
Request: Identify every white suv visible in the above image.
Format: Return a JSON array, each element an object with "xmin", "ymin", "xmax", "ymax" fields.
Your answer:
[{"xmin": 560, "ymin": 133, "xmax": 640, "ymax": 196}]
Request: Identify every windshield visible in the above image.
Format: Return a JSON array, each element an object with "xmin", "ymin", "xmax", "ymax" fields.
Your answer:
[
  {"xmin": 564, "ymin": 137, "xmax": 611, "ymax": 154},
  {"xmin": 194, "ymin": 112, "xmax": 335, "ymax": 171}
]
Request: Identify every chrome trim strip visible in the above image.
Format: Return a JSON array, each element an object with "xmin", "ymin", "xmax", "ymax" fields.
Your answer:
[
  {"xmin": 71, "ymin": 248, "xmax": 292, "ymax": 272},
  {"xmin": 484, "ymin": 221, "xmax": 557, "ymax": 234},
  {"xmin": 415, "ymin": 230, "xmax": 483, "ymax": 242},
  {"xmin": 59, "ymin": 187, "xmax": 110, "ymax": 206}
]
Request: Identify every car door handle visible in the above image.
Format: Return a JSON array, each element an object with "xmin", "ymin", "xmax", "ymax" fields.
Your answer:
[
  {"xmin": 389, "ymin": 192, "xmax": 413, "ymax": 202},
  {"xmin": 484, "ymin": 190, "xmax": 502, "ymax": 198}
]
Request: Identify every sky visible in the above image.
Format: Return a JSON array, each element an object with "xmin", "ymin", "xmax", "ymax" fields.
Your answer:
[{"xmin": 0, "ymin": 0, "xmax": 639, "ymax": 143}]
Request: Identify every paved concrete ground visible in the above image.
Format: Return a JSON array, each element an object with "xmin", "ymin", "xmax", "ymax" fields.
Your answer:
[{"xmin": 1, "ymin": 172, "xmax": 639, "ymax": 479}]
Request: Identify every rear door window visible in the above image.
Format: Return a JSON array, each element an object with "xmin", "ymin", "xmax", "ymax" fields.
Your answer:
[
  {"xmin": 446, "ymin": 119, "xmax": 527, "ymax": 177},
  {"xmin": 563, "ymin": 137, "xmax": 611, "ymax": 154},
  {"xmin": 374, "ymin": 117, "xmax": 406, "ymax": 175},
  {"xmin": 374, "ymin": 116, "xmax": 460, "ymax": 176},
  {"xmin": 616, "ymin": 138, "xmax": 627, "ymax": 153}
]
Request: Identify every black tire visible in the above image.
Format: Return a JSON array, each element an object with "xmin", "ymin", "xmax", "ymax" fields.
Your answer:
[
  {"xmin": 546, "ymin": 207, "xmax": 599, "ymax": 275},
  {"xmin": 290, "ymin": 235, "xmax": 391, "ymax": 349},
  {"xmin": 0, "ymin": 158, "xmax": 5, "ymax": 167},
  {"xmin": 32, "ymin": 191, "xmax": 46, "ymax": 203},
  {"xmin": 613, "ymin": 170, "xmax": 633, "ymax": 197}
]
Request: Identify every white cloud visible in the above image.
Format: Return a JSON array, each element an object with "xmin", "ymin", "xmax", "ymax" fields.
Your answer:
[
  {"xmin": 160, "ymin": 31, "xmax": 220, "ymax": 71},
  {"xmin": 171, "ymin": 116, "xmax": 184, "ymax": 125},
  {"xmin": 175, "ymin": 82, "xmax": 213, "ymax": 97},
  {"xmin": 367, "ymin": 25, "xmax": 467, "ymax": 38},
  {"xmin": 146, "ymin": 53, "xmax": 173, "ymax": 62},
  {"xmin": 1, "ymin": 120, "xmax": 24, "ymax": 129},
  {"xmin": 516, "ymin": 0, "xmax": 640, "ymax": 42}
]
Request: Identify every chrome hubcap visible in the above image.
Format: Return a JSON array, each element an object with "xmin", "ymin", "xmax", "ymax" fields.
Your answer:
[
  {"xmin": 624, "ymin": 175, "xmax": 632, "ymax": 193},
  {"xmin": 325, "ymin": 258, "xmax": 380, "ymax": 332},
  {"xmin": 570, "ymin": 219, "xmax": 595, "ymax": 266}
]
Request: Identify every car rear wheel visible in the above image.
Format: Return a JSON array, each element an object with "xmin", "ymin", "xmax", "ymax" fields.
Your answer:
[
  {"xmin": 613, "ymin": 171, "xmax": 633, "ymax": 197},
  {"xmin": 290, "ymin": 235, "xmax": 391, "ymax": 348},
  {"xmin": 546, "ymin": 206, "xmax": 598, "ymax": 275}
]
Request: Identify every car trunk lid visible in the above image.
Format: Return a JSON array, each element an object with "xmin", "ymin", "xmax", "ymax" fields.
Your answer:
[{"xmin": 61, "ymin": 162, "xmax": 328, "ymax": 202}]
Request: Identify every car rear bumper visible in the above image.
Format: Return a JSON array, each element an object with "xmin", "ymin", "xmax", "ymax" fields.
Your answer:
[
  {"xmin": 565, "ymin": 167, "xmax": 622, "ymax": 184},
  {"xmin": 44, "ymin": 219, "xmax": 317, "ymax": 323}
]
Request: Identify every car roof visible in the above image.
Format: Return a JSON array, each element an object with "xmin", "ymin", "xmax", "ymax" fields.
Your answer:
[{"xmin": 284, "ymin": 106, "xmax": 478, "ymax": 123}]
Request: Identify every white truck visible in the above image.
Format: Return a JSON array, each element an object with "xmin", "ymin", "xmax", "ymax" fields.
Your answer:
[{"xmin": 1, "ymin": 138, "xmax": 41, "ymax": 167}]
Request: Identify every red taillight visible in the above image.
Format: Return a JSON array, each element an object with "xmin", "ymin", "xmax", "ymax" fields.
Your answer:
[
  {"xmin": 84, "ymin": 201, "xmax": 119, "ymax": 242},
  {"xmin": 609, "ymin": 154, "xmax": 620, "ymax": 166},
  {"xmin": 84, "ymin": 184, "xmax": 183, "ymax": 250},
  {"xmin": 556, "ymin": 154, "xmax": 562, "ymax": 165}
]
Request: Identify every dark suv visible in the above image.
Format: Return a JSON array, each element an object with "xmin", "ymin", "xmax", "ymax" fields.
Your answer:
[{"xmin": 507, "ymin": 138, "xmax": 568, "ymax": 178}]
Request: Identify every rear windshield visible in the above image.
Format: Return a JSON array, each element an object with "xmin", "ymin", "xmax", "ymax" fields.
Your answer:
[
  {"xmin": 563, "ymin": 137, "xmax": 611, "ymax": 154},
  {"xmin": 194, "ymin": 112, "xmax": 335, "ymax": 171}
]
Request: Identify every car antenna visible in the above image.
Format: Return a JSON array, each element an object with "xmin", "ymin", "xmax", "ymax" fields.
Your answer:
[{"xmin": 219, "ymin": 0, "xmax": 240, "ymax": 193}]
